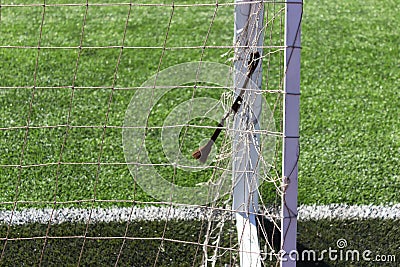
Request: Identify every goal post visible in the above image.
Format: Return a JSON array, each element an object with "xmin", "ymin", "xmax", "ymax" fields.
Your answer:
[
  {"xmin": 281, "ymin": 0, "xmax": 302, "ymax": 266},
  {"xmin": 233, "ymin": 0, "xmax": 302, "ymax": 266},
  {"xmin": 0, "ymin": 1, "xmax": 302, "ymax": 266},
  {"xmin": 232, "ymin": 0, "xmax": 264, "ymax": 266}
]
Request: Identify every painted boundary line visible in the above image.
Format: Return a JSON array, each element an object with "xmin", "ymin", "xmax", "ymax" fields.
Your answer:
[{"xmin": 0, "ymin": 204, "xmax": 399, "ymax": 225}]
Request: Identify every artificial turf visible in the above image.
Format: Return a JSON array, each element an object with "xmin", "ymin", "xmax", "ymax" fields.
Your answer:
[
  {"xmin": 0, "ymin": 219, "xmax": 398, "ymax": 266},
  {"xmin": 1, "ymin": 0, "xmax": 398, "ymax": 207},
  {"xmin": 0, "ymin": 0, "xmax": 399, "ymax": 265}
]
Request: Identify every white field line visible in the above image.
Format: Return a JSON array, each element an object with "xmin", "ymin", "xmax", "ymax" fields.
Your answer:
[{"xmin": 0, "ymin": 204, "xmax": 399, "ymax": 225}]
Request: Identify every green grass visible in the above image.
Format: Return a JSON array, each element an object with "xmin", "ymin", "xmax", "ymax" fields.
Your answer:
[
  {"xmin": 1, "ymin": 1, "xmax": 400, "ymax": 266},
  {"xmin": 0, "ymin": 219, "xmax": 398, "ymax": 266},
  {"xmin": 0, "ymin": 3, "xmax": 235, "ymax": 207},
  {"xmin": 299, "ymin": 0, "xmax": 400, "ymax": 204},
  {"xmin": 2, "ymin": 0, "xmax": 398, "ymax": 207},
  {"xmin": 0, "ymin": 2, "xmax": 284, "ymax": 208}
]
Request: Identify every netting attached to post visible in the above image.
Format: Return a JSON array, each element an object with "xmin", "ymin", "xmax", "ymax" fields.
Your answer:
[{"xmin": 0, "ymin": 1, "xmax": 301, "ymax": 266}]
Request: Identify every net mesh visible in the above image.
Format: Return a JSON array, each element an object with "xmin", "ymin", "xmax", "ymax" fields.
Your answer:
[{"xmin": 0, "ymin": 1, "xmax": 293, "ymax": 266}]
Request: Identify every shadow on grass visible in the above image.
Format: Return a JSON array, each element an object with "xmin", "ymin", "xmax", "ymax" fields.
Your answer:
[
  {"xmin": 1, "ymin": 218, "xmax": 398, "ymax": 266},
  {"xmin": 257, "ymin": 215, "xmax": 331, "ymax": 267}
]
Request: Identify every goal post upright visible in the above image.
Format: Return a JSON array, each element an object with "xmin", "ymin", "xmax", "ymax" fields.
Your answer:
[
  {"xmin": 232, "ymin": 0, "xmax": 264, "ymax": 266},
  {"xmin": 281, "ymin": 0, "xmax": 302, "ymax": 266}
]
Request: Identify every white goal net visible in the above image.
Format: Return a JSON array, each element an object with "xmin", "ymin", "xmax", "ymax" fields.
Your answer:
[{"xmin": 0, "ymin": 0, "xmax": 301, "ymax": 266}]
